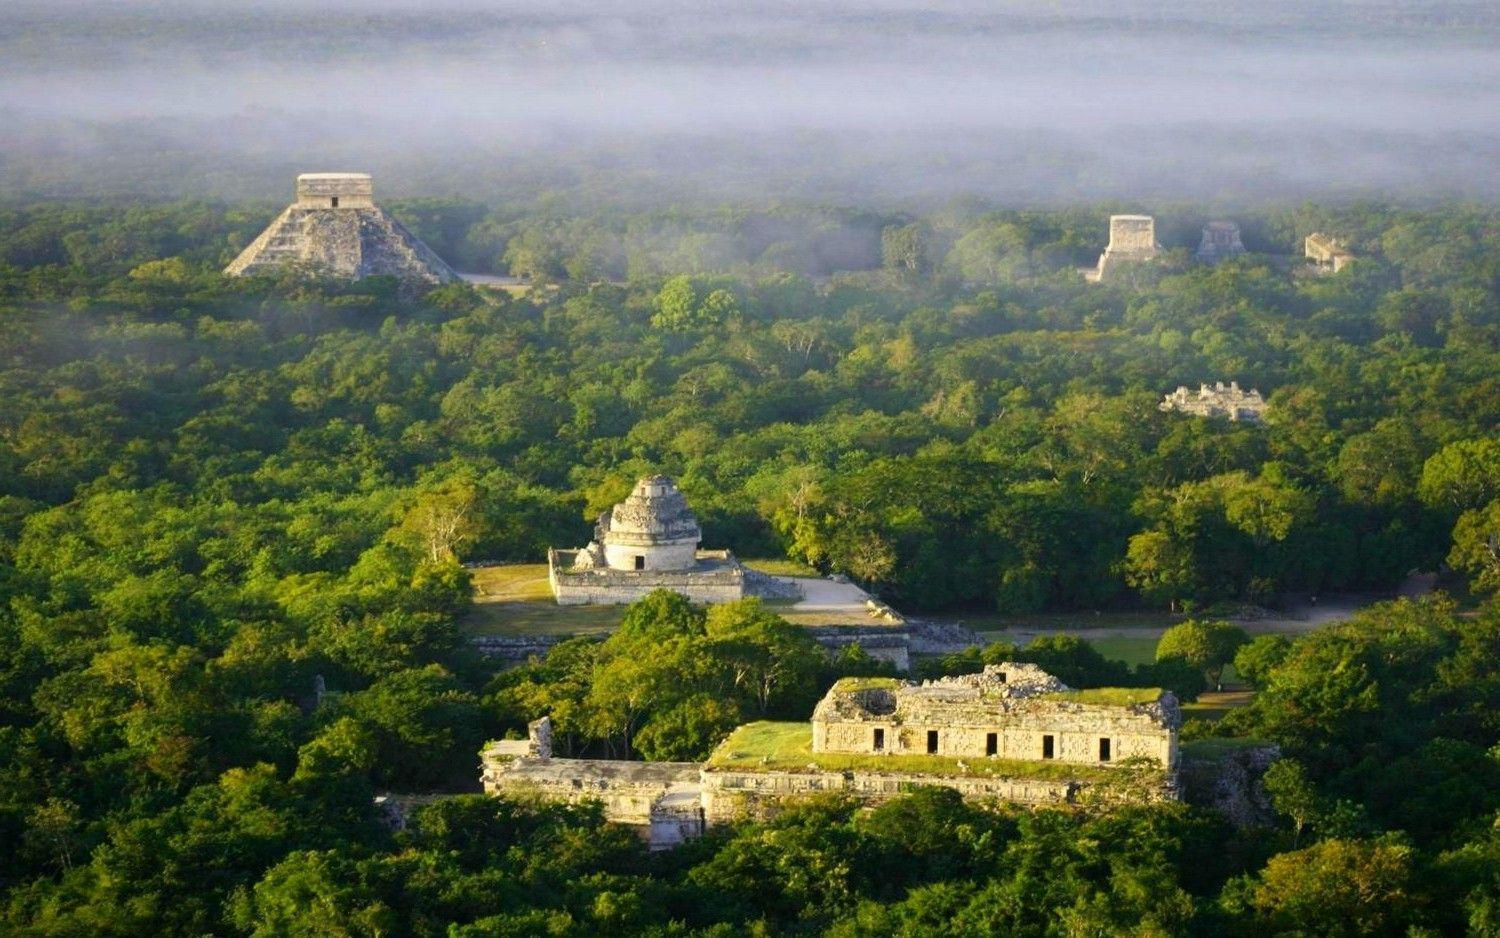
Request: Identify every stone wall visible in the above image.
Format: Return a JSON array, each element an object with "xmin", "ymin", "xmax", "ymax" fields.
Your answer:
[
  {"xmin": 811, "ymin": 664, "xmax": 1180, "ymax": 772},
  {"xmin": 702, "ymin": 767, "xmax": 1079, "ymax": 824},
  {"xmin": 804, "ymin": 625, "xmax": 913, "ymax": 671},
  {"xmin": 548, "ymin": 548, "xmax": 746, "ymax": 605},
  {"xmin": 480, "ymin": 749, "xmax": 705, "ymax": 848},
  {"xmin": 814, "ymin": 712, "xmax": 1174, "ymax": 768}
]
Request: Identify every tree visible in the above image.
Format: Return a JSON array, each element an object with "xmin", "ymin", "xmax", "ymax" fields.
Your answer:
[
  {"xmin": 1261, "ymin": 758, "xmax": 1320, "ymax": 845},
  {"xmin": 1449, "ymin": 499, "xmax": 1500, "ymax": 594},
  {"xmin": 881, "ymin": 223, "xmax": 928, "ymax": 276},
  {"xmin": 705, "ymin": 598, "xmax": 822, "ymax": 715},
  {"xmin": 1232, "ymin": 634, "xmax": 1292, "ymax": 689},
  {"xmin": 1251, "ymin": 839, "xmax": 1417, "ymax": 936},
  {"xmin": 397, "ymin": 480, "xmax": 480, "ymax": 564},
  {"xmin": 1419, "ymin": 438, "xmax": 1500, "ymax": 512},
  {"xmin": 1155, "ymin": 619, "xmax": 1250, "ymax": 689}
]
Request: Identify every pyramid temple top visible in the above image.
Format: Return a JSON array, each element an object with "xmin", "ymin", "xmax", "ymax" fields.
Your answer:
[{"xmin": 295, "ymin": 173, "xmax": 374, "ymax": 208}]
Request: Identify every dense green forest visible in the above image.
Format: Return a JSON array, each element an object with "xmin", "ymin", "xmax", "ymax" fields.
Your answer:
[{"xmin": 1, "ymin": 198, "xmax": 1498, "ymax": 934}]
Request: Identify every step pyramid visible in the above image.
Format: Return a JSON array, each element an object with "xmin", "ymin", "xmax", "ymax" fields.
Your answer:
[{"xmin": 225, "ymin": 173, "xmax": 457, "ymax": 284}]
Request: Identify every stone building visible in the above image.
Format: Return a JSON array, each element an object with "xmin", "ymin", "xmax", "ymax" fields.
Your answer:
[
  {"xmin": 1304, "ymin": 232, "xmax": 1354, "ymax": 272},
  {"xmin": 810, "ymin": 664, "xmax": 1178, "ymax": 768},
  {"xmin": 1160, "ymin": 381, "xmax": 1267, "ymax": 423},
  {"xmin": 1087, "ymin": 214, "xmax": 1161, "ymax": 282},
  {"xmin": 481, "ymin": 664, "xmax": 1180, "ymax": 846},
  {"xmin": 225, "ymin": 173, "xmax": 457, "ymax": 284},
  {"xmin": 1196, "ymin": 221, "xmax": 1247, "ymax": 263},
  {"xmin": 549, "ymin": 475, "xmax": 749, "ymax": 605}
]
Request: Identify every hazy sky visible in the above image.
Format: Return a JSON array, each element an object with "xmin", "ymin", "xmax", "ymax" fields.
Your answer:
[{"xmin": 3, "ymin": 1, "xmax": 1498, "ymax": 204}]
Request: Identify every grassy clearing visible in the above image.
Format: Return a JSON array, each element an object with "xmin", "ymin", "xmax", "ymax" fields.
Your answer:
[
  {"xmin": 967, "ymin": 610, "xmax": 1184, "ymax": 633},
  {"xmin": 1181, "ymin": 689, "xmax": 1255, "ymax": 722},
  {"xmin": 743, "ymin": 557, "xmax": 822, "ymax": 578},
  {"xmin": 471, "ymin": 564, "xmax": 554, "ymax": 603},
  {"xmin": 1044, "ymin": 687, "xmax": 1164, "ymax": 706},
  {"xmin": 707, "ymin": 721, "xmax": 1121, "ymax": 783},
  {"xmin": 462, "ymin": 601, "xmax": 623, "ymax": 637},
  {"xmin": 1181, "ymin": 736, "xmax": 1273, "ymax": 761}
]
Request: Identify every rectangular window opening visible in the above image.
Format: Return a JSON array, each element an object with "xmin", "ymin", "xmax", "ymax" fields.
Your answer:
[
  {"xmin": 330, "ymin": 196, "xmax": 339, "ymax": 208},
  {"xmin": 873, "ymin": 728, "xmax": 884, "ymax": 751},
  {"xmin": 1099, "ymin": 738, "xmax": 1111, "ymax": 762},
  {"xmin": 985, "ymin": 733, "xmax": 998, "ymax": 756},
  {"xmin": 926, "ymin": 730, "xmax": 939, "ymax": 754},
  {"xmin": 634, "ymin": 555, "xmax": 645, "ymax": 570},
  {"xmin": 1042, "ymin": 734, "xmax": 1055, "ymax": 760}
]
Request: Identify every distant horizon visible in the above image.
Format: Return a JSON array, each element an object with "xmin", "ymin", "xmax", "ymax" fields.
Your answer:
[{"xmin": 3, "ymin": 0, "xmax": 1498, "ymax": 205}]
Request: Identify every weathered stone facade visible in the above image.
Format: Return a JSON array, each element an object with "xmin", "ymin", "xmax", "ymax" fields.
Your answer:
[
  {"xmin": 1305, "ymin": 232, "xmax": 1354, "ymax": 272},
  {"xmin": 481, "ymin": 665, "xmax": 1179, "ymax": 847},
  {"xmin": 811, "ymin": 665, "xmax": 1179, "ymax": 771},
  {"xmin": 1197, "ymin": 220, "xmax": 1247, "ymax": 263},
  {"xmin": 549, "ymin": 476, "xmax": 752, "ymax": 605},
  {"xmin": 225, "ymin": 173, "xmax": 457, "ymax": 284},
  {"xmin": 1160, "ymin": 381, "xmax": 1267, "ymax": 423},
  {"xmin": 700, "ymin": 767, "xmax": 1077, "ymax": 824},
  {"xmin": 1088, "ymin": 214, "xmax": 1161, "ymax": 282}
]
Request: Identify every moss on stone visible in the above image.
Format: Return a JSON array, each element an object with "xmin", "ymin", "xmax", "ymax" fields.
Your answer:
[
  {"xmin": 1042, "ymin": 687, "xmax": 1165, "ymax": 706},
  {"xmin": 830, "ymin": 676, "xmax": 902, "ymax": 693}
]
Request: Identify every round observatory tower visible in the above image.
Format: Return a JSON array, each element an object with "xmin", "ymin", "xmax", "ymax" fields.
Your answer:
[{"xmin": 598, "ymin": 476, "xmax": 702, "ymax": 571}]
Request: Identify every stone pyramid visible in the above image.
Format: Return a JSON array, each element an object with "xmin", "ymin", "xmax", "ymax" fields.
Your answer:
[{"xmin": 225, "ymin": 173, "xmax": 458, "ymax": 284}]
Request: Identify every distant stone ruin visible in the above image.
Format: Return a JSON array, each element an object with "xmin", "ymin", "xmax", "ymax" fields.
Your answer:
[
  {"xmin": 550, "ymin": 475, "xmax": 755, "ymax": 605},
  {"xmin": 482, "ymin": 664, "xmax": 1181, "ymax": 847},
  {"xmin": 1304, "ymin": 232, "xmax": 1354, "ymax": 273},
  {"xmin": 1087, "ymin": 214, "xmax": 1161, "ymax": 282},
  {"xmin": 1160, "ymin": 381, "xmax": 1267, "ymax": 423},
  {"xmin": 225, "ymin": 173, "xmax": 457, "ymax": 284},
  {"xmin": 1196, "ymin": 221, "xmax": 1247, "ymax": 263}
]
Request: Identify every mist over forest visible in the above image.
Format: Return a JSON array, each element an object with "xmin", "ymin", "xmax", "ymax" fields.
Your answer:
[{"xmin": 4, "ymin": 0, "xmax": 1499, "ymax": 205}]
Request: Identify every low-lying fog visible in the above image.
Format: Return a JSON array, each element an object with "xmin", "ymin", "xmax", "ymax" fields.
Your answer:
[{"xmin": 3, "ymin": 0, "xmax": 1499, "ymax": 204}]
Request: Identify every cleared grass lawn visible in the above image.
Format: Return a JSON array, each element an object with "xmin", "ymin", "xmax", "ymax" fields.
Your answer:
[
  {"xmin": 463, "ymin": 601, "xmax": 623, "ymax": 637},
  {"xmin": 1045, "ymin": 687, "xmax": 1164, "ymax": 706},
  {"xmin": 1181, "ymin": 689, "xmax": 1255, "ymax": 722},
  {"xmin": 968, "ymin": 610, "xmax": 1184, "ymax": 633},
  {"xmin": 707, "ymin": 721, "xmax": 1121, "ymax": 783},
  {"xmin": 471, "ymin": 564, "xmax": 554, "ymax": 602},
  {"xmin": 1181, "ymin": 736, "xmax": 1272, "ymax": 761},
  {"xmin": 742, "ymin": 558, "xmax": 822, "ymax": 578}
]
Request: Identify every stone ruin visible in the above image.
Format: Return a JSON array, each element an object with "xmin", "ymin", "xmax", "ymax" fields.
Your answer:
[
  {"xmin": 481, "ymin": 664, "xmax": 1180, "ymax": 847},
  {"xmin": 549, "ymin": 475, "xmax": 778, "ymax": 605},
  {"xmin": 1196, "ymin": 220, "xmax": 1247, "ymax": 263},
  {"xmin": 1160, "ymin": 381, "xmax": 1267, "ymax": 423},
  {"xmin": 811, "ymin": 664, "xmax": 1179, "ymax": 768},
  {"xmin": 225, "ymin": 173, "xmax": 457, "ymax": 284},
  {"xmin": 1304, "ymin": 232, "xmax": 1354, "ymax": 273},
  {"xmin": 1087, "ymin": 214, "xmax": 1161, "ymax": 282}
]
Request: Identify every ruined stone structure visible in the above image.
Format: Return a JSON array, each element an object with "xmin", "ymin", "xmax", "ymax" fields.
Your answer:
[
  {"xmin": 1196, "ymin": 221, "xmax": 1247, "ymax": 263},
  {"xmin": 1087, "ymin": 214, "xmax": 1161, "ymax": 282},
  {"xmin": 1304, "ymin": 232, "xmax": 1354, "ymax": 273},
  {"xmin": 1160, "ymin": 381, "xmax": 1267, "ymax": 423},
  {"xmin": 811, "ymin": 665, "xmax": 1178, "ymax": 768},
  {"xmin": 225, "ymin": 173, "xmax": 457, "ymax": 284},
  {"xmin": 481, "ymin": 665, "xmax": 1180, "ymax": 846},
  {"xmin": 549, "ymin": 476, "xmax": 752, "ymax": 605}
]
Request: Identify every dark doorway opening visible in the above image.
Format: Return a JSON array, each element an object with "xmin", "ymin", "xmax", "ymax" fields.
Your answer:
[
  {"xmin": 331, "ymin": 196, "xmax": 339, "ymax": 208},
  {"xmin": 986, "ymin": 733, "xmax": 998, "ymax": 756},
  {"xmin": 1042, "ymin": 734, "xmax": 1055, "ymax": 759},
  {"xmin": 873, "ymin": 728, "xmax": 884, "ymax": 751},
  {"xmin": 926, "ymin": 730, "xmax": 938, "ymax": 754},
  {"xmin": 1099, "ymin": 738, "xmax": 1111, "ymax": 762},
  {"xmin": 634, "ymin": 556, "xmax": 645, "ymax": 570}
]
